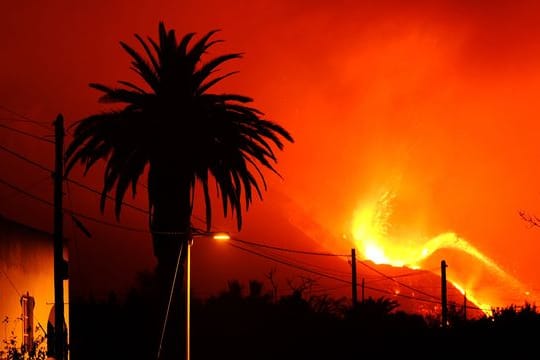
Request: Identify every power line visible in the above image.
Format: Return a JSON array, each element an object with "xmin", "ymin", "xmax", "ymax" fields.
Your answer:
[
  {"xmin": 0, "ymin": 139, "xmax": 509, "ymax": 313},
  {"xmin": 229, "ymin": 243, "xmax": 351, "ymax": 285},
  {"xmin": 364, "ymin": 285, "xmax": 441, "ymax": 305},
  {"xmin": 365, "ymin": 269, "xmax": 433, "ymax": 283},
  {"xmin": 0, "ymin": 173, "xmax": 496, "ymax": 312},
  {"xmin": 233, "ymin": 238, "xmax": 352, "ymax": 277},
  {"xmin": 0, "ymin": 177, "xmax": 54, "ymax": 207},
  {"xmin": 227, "ymin": 237, "xmax": 444, "ymax": 304},
  {"xmin": 1, "ymin": 176, "xmax": 420, "ymax": 304},
  {"xmin": 66, "ymin": 177, "xmax": 149, "ymax": 216},
  {"xmin": 0, "ymin": 123, "xmax": 54, "ymax": 144},
  {"xmin": 0, "ymin": 144, "xmax": 52, "ymax": 173},
  {"xmin": 0, "ymin": 176, "xmax": 147, "ymax": 233},
  {"xmin": 0, "ymin": 143, "xmax": 519, "ymax": 315},
  {"xmin": 309, "ymin": 284, "xmax": 350, "ymax": 294},
  {"xmin": 67, "ymin": 209, "xmax": 147, "ymax": 233},
  {"xmin": 231, "ymin": 237, "xmax": 350, "ymax": 257},
  {"xmin": 0, "ymin": 143, "xmax": 148, "ymax": 215},
  {"xmin": 356, "ymin": 259, "xmax": 441, "ymax": 302},
  {"xmin": 228, "ymin": 243, "xmax": 447, "ymax": 307},
  {"xmin": 0, "ymin": 175, "xmax": 50, "ymax": 203},
  {"xmin": 0, "ymin": 116, "xmax": 51, "ymax": 131},
  {"xmin": 0, "ymin": 127, "xmax": 244, "ymax": 228},
  {"xmin": 0, "ymin": 104, "xmax": 50, "ymax": 130},
  {"xmin": 0, "ymin": 268, "xmax": 21, "ymax": 298},
  {"xmin": 3, "ymin": 167, "xmax": 441, "ymax": 303}
]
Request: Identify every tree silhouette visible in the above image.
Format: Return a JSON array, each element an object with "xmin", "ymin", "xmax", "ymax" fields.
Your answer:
[{"xmin": 65, "ymin": 22, "xmax": 293, "ymax": 359}]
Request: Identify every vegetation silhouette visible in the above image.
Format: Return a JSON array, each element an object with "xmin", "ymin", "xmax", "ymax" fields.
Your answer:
[
  {"xmin": 0, "ymin": 318, "xmax": 47, "ymax": 360},
  {"xmin": 65, "ymin": 22, "xmax": 293, "ymax": 360},
  {"xmin": 71, "ymin": 274, "xmax": 539, "ymax": 360}
]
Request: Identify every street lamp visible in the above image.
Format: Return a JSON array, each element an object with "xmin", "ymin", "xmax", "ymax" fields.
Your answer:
[{"xmin": 187, "ymin": 231, "xmax": 230, "ymax": 360}]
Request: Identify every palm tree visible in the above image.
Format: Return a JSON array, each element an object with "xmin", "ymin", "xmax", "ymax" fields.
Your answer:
[{"xmin": 65, "ymin": 22, "xmax": 293, "ymax": 359}]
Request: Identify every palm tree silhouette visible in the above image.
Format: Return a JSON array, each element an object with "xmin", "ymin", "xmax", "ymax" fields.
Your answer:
[{"xmin": 65, "ymin": 22, "xmax": 293, "ymax": 359}]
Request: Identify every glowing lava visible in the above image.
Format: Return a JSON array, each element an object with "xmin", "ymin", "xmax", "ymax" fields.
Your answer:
[{"xmin": 350, "ymin": 188, "xmax": 529, "ymax": 315}]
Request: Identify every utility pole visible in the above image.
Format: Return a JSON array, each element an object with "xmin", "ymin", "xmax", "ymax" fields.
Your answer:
[
  {"xmin": 351, "ymin": 248, "xmax": 358, "ymax": 308},
  {"xmin": 361, "ymin": 277, "xmax": 365, "ymax": 304},
  {"xmin": 53, "ymin": 114, "xmax": 66, "ymax": 360},
  {"xmin": 441, "ymin": 260, "xmax": 448, "ymax": 328},
  {"xmin": 463, "ymin": 291, "xmax": 467, "ymax": 322}
]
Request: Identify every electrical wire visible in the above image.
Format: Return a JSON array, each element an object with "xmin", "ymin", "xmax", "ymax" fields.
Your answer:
[
  {"xmin": 0, "ymin": 144, "xmax": 52, "ymax": 172},
  {"xmin": 229, "ymin": 243, "xmax": 351, "ymax": 285},
  {"xmin": 66, "ymin": 178, "xmax": 149, "ymax": 215},
  {"xmin": 228, "ymin": 242, "xmax": 448, "ymax": 307},
  {"xmin": 0, "ymin": 177, "xmax": 54, "ymax": 207},
  {"xmin": 0, "ymin": 170, "xmax": 468, "ymax": 309},
  {"xmin": 365, "ymin": 286, "xmax": 441, "ymax": 305},
  {"xmin": 0, "ymin": 143, "xmax": 148, "ymax": 215},
  {"xmin": 0, "ymin": 116, "xmax": 51, "ymax": 132},
  {"xmin": 356, "ymin": 259, "xmax": 441, "ymax": 301},
  {"xmin": 0, "ymin": 104, "xmax": 50, "ymax": 130},
  {"xmin": 0, "ymin": 123, "xmax": 54, "ymax": 144},
  {"xmin": 0, "ymin": 175, "xmax": 51, "ymax": 203},
  {"xmin": 0, "ymin": 144, "xmax": 202, "ymax": 233},
  {"xmin": 232, "ymin": 239, "xmax": 353, "ymax": 277},
  {"xmin": 231, "ymin": 237, "xmax": 350, "ymax": 257},
  {"xmin": 309, "ymin": 284, "xmax": 350, "ymax": 294},
  {"xmin": 0, "ymin": 174, "xmax": 498, "ymax": 313},
  {"xmin": 365, "ymin": 269, "xmax": 434, "ymax": 283},
  {"xmin": 0, "ymin": 106, "xmax": 523, "ymax": 316},
  {"xmin": 0, "ymin": 130, "xmax": 516, "ymax": 314},
  {"xmin": 0, "ymin": 268, "xmax": 21, "ymax": 298},
  {"xmin": 0, "ymin": 177, "xmax": 147, "ymax": 233}
]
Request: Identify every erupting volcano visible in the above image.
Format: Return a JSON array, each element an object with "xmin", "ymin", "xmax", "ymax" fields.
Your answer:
[{"xmin": 349, "ymin": 187, "xmax": 532, "ymax": 314}]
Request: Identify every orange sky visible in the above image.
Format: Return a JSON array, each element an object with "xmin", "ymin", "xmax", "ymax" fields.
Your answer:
[{"xmin": 1, "ymin": 0, "xmax": 540, "ymax": 308}]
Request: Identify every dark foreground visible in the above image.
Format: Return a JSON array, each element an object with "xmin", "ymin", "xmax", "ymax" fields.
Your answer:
[{"xmin": 69, "ymin": 278, "xmax": 539, "ymax": 359}]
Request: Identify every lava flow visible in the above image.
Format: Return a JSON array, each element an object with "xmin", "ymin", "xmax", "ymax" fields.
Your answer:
[{"xmin": 350, "ymin": 188, "xmax": 530, "ymax": 315}]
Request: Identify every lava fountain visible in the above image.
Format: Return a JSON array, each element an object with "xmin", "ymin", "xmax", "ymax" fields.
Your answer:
[{"xmin": 350, "ymin": 188, "xmax": 530, "ymax": 314}]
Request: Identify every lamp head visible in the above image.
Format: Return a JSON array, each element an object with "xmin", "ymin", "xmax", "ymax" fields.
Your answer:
[{"xmin": 212, "ymin": 232, "xmax": 231, "ymax": 242}]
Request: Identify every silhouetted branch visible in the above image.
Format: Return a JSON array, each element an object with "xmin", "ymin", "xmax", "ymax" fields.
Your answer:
[
  {"xmin": 286, "ymin": 276, "xmax": 318, "ymax": 298},
  {"xmin": 264, "ymin": 267, "xmax": 278, "ymax": 303}
]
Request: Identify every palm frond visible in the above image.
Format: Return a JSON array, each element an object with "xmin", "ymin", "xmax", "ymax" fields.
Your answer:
[
  {"xmin": 113, "ymin": 149, "xmax": 147, "ymax": 218},
  {"xmin": 65, "ymin": 22, "xmax": 293, "ymax": 233},
  {"xmin": 134, "ymin": 34, "xmax": 160, "ymax": 74},
  {"xmin": 192, "ymin": 53, "xmax": 242, "ymax": 89},
  {"xmin": 197, "ymin": 71, "xmax": 239, "ymax": 95},
  {"xmin": 185, "ymin": 30, "xmax": 221, "ymax": 71},
  {"xmin": 119, "ymin": 42, "xmax": 160, "ymax": 92},
  {"xmin": 177, "ymin": 32, "xmax": 196, "ymax": 56},
  {"xmin": 117, "ymin": 80, "xmax": 148, "ymax": 94}
]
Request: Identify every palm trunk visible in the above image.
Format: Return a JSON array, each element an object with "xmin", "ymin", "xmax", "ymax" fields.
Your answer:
[{"xmin": 148, "ymin": 165, "xmax": 192, "ymax": 360}]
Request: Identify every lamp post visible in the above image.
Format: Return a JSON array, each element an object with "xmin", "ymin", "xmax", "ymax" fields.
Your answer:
[{"xmin": 187, "ymin": 231, "xmax": 230, "ymax": 360}]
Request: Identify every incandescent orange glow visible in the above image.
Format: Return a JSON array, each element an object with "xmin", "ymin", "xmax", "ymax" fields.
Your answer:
[
  {"xmin": 212, "ymin": 233, "xmax": 231, "ymax": 241},
  {"xmin": 1, "ymin": 0, "xmax": 540, "ymax": 308},
  {"xmin": 350, "ymin": 188, "xmax": 528, "ymax": 315}
]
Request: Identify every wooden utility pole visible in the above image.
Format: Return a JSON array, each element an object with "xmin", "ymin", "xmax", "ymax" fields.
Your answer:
[
  {"xmin": 441, "ymin": 260, "xmax": 448, "ymax": 328},
  {"xmin": 361, "ymin": 277, "xmax": 365, "ymax": 304},
  {"xmin": 463, "ymin": 291, "xmax": 467, "ymax": 321},
  {"xmin": 351, "ymin": 248, "xmax": 358, "ymax": 308},
  {"xmin": 53, "ymin": 114, "xmax": 66, "ymax": 360}
]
